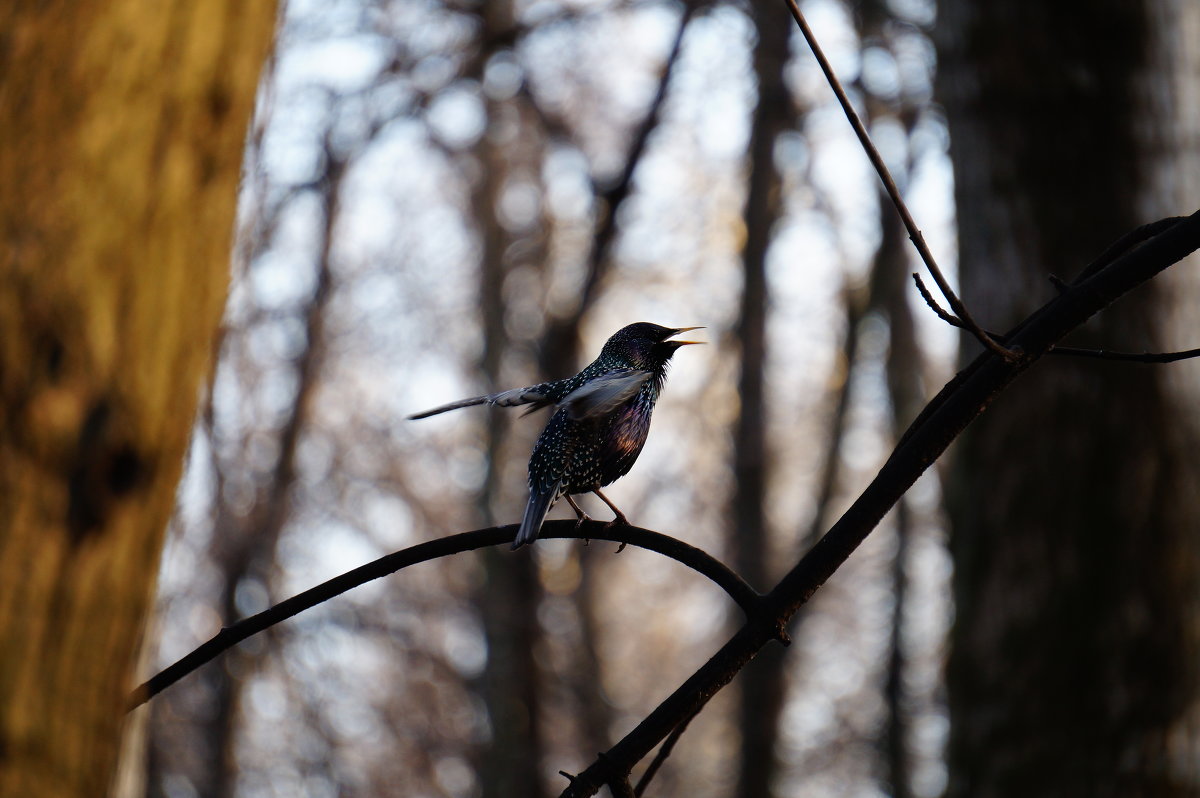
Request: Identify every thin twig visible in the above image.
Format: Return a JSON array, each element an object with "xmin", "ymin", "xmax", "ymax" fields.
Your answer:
[
  {"xmin": 911, "ymin": 272, "xmax": 959, "ymax": 327},
  {"xmin": 1045, "ymin": 346, "xmax": 1200, "ymax": 363},
  {"xmin": 913, "ymin": 273, "xmax": 1200, "ymax": 363},
  {"xmin": 128, "ymin": 522, "xmax": 762, "ymax": 709},
  {"xmin": 634, "ymin": 705, "xmax": 701, "ymax": 796},
  {"xmin": 608, "ymin": 775, "xmax": 636, "ymax": 798},
  {"xmin": 782, "ymin": 0, "xmax": 1014, "ymax": 361}
]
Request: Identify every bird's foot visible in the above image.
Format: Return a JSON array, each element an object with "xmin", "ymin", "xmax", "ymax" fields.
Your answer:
[
  {"xmin": 591, "ymin": 489, "xmax": 631, "ymax": 553},
  {"xmin": 565, "ymin": 494, "xmax": 593, "ymax": 545},
  {"xmin": 604, "ymin": 509, "xmax": 630, "ymax": 527},
  {"xmin": 603, "ymin": 514, "xmax": 630, "ymax": 552}
]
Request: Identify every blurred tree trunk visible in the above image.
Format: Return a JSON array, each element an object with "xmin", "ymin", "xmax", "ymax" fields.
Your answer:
[
  {"xmin": 0, "ymin": 2, "xmax": 277, "ymax": 796},
  {"xmin": 872, "ymin": 201, "xmax": 922, "ymax": 798},
  {"xmin": 471, "ymin": 5, "xmax": 545, "ymax": 797},
  {"xmin": 191, "ymin": 163, "xmax": 337, "ymax": 798},
  {"xmin": 938, "ymin": 1, "xmax": 1200, "ymax": 795},
  {"xmin": 733, "ymin": 2, "xmax": 789, "ymax": 796}
]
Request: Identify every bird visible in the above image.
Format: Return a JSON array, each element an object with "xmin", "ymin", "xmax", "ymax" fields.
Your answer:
[{"xmin": 409, "ymin": 322, "xmax": 703, "ymax": 549}]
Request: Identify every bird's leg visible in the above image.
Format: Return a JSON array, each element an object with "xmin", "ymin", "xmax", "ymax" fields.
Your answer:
[
  {"xmin": 565, "ymin": 494, "xmax": 592, "ymax": 545},
  {"xmin": 592, "ymin": 488, "xmax": 630, "ymax": 553}
]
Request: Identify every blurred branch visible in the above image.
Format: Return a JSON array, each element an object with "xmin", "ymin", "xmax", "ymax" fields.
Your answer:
[
  {"xmin": 536, "ymin": 0, "xmax": 697, "ymax": 372},
  {"xmin": 801, "ymin": 283, "xmax": 864, "ymax": 550},
  {"xmin": 782, "ymin": 0, "xmax": 1012, "ymax": 360},
  {"xmin": 581, "ymin": 0, "xmax": 696, "ymax": 306},
  {"xmin": 129, "ymin": 522, "xmax": 763, "ymax": 709},
  {"xmin": 912, "ymin": 273, "xmax": 1200, "ymax": 363},
  {"xmin": 554, "ymin": 212, "xmax": 1200, "ymax": 797}
]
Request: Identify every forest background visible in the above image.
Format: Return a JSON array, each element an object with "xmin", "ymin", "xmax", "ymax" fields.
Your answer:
[{"xmin": 2, "ymin": 1, "xmax": 1200, "ymax": 797}]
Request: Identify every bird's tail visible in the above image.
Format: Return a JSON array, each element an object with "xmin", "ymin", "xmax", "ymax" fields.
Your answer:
[
  {"xmin": 408, "ymin": 385, "xmax": 552, "ymax": 420},
  {"xmin": 513, "ymin": 483, "xmax": 559, "ymax": 550}
]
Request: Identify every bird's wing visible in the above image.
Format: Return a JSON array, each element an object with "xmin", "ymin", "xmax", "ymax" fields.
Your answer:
[
  {"xmin": 558, "ymin": 369, "xmax": 653, "ymax": 421},
  {"xmin": 408, "ymin": 385, "xmax": 551, "ymax": 420}
]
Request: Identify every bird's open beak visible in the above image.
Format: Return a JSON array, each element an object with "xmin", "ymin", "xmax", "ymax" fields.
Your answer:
[{"xmin": 667, "ymin": 326, "xmax": 705, "ymax": 346}]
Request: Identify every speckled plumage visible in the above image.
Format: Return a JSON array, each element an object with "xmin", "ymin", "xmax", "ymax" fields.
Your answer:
[{"xmin": 409, "ymin": 322, "xmax": 702, "ymax": 549}]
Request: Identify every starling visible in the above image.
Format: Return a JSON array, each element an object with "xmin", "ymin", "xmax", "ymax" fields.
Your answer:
[{"xmin": 409, "ymin": 322, "xmax": 703, "ymax": 549}]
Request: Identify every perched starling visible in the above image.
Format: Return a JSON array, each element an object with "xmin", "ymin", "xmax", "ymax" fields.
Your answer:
[{"xmin": 409, "ymin": 322, "xmax": 703, "ymax": 549}]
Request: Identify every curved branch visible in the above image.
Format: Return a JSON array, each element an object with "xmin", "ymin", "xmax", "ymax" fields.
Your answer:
[{"xmin": 128, "ymin": 521, "xmax": 760, "ymax": 709}]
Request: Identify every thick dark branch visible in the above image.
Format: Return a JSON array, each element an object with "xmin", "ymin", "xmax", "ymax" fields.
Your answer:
[
  {"xmin": 128, "ymin": 521, "xmax": 761, "ymax": 709},
  {"xmin": 556, "ymin": 213, "xmax": 1200, "ymax": 797},
  {"xmin": 782, "ymin": 0, "xmax": 1011, "ymax": 360}
]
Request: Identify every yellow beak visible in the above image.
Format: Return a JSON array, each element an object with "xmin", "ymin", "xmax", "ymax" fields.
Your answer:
[{"xmin": 668, "ymin": 326, "xmax": 705, "ymax": 346}]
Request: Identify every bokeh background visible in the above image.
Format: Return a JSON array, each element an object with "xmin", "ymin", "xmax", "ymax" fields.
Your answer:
[{"xmin": 136, "ymin": 1, "xmax": 1200, "ymax": 797}]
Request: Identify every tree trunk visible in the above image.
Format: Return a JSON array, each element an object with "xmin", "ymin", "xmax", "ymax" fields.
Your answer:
[
  {"xmin": 937, "ymin": 1, "xmax": 1200, "ymax": 794},
  {"xmin": 734, "ymin": 2, "xmax": 790, "ymax": 795},
  {"xmin": 0, "ymin": 3, "xmax": 277, "ymax": 795}
]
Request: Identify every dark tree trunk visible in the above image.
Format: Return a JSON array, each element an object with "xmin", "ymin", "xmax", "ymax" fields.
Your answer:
[
  {"xmin": 471, "ymin": 7, "xmax": 545, "ymax": 798},
  {"xmin": 873, "ymin": 200, "xmax": 922, "ymax": 798},
  {"xmin": 937, "ymin": 1, "xmax": 1200, "ymax": 795},
  {"xmin": 734, "ymin": 2, "xmax": 790, "ymax": 795}
]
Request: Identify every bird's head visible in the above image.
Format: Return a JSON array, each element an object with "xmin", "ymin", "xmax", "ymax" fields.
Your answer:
[{"xmin": 601, "ymin": 322, "xmax": 705, "ymax": 371}]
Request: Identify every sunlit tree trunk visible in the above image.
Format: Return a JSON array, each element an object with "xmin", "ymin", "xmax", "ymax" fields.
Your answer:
[
  {"xmin": 0, "ymin": 2, "xmax": 277, "ymax": 795},
  {"xmin": 937, "ymin": 1, "xmax": 1200, "ymax": 794}
]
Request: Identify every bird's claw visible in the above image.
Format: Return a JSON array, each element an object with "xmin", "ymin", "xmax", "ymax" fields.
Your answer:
[
  {"xmin": 565, "ymin": 494, "xmax": 594, "ymax": 546},
  {"xmin": 603, "ymin": 513, "xmax": 630, "ymax": 529},
  {"xmin": 603, "ymin": 514, "xmax": 630, "ymax": 552}
]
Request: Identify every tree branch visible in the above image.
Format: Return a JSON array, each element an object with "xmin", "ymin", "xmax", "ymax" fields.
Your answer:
[
  {"xmin": 634, "ymin": 704, "xmax": 701, "ymax": 796},
  {"xmin": 555, "ymin": 212, "xmax": 1200, "ymax": 797},
  {"xmin": 782, "ymin": 0, "xmax": 1013, "ymax": 360},
  {"xmin": 912, "ymin": 272, "xmax": 1200, "ymax": 363},
  {"xmin": 128, "ymin": 521, "xmax": 762, "ymax": 709}
]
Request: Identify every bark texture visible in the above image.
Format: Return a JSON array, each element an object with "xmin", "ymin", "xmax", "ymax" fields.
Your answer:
[
  {"xmin": 937, "ymin": 1, "xmax": 1200, "ymax": 795},
  {"xmin": 0, "ymin": 3, "xmax": 277, "ymax": 794}
]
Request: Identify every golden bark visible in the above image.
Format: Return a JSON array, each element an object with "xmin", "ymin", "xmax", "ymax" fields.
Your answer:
[{"xmin": 0, "ymin": 2, "xmax": 277, "ymax": 794}]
